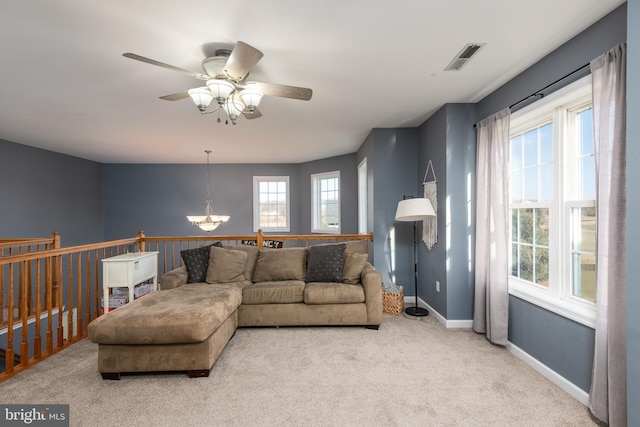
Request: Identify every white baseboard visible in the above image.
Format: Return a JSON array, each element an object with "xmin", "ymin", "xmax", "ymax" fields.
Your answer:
[
  {"xmin": 506, "ymin": 341, "xmax": 589, "ymax": 406},
  {"xmin": 404, "ymin": 296, "xmax": 473, "ymax": 329}
]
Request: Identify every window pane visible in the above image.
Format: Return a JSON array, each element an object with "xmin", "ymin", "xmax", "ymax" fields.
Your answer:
[
  {"xmin": 520, "ymin": 246, "xmax": 533, "ymax": 282},
  {"xmin": 523, "ymin": 130, "xmax": 538, "ymax": 167},
  {"xmin": 571, "ymin": 207, "xmax": 596, "ymax": 301},
  {"xmin": 580, "ymin": 156, "xmax": 595, "ymax": 200},
  {"xmin": 535, "ymin": 208, "xmax": 549, "ymax": 246},
  {"xmin": 539, "ymin": 124, "xmax": 553, "ymax": 164},
  {"xmin": 572, "ymin": 253, "xmax": 596, "ymax": 302},
  {"xmin": 536, "ymin": 247, "xmax": 549, "ymax": 286},
  {"xmin": 539, "ymin": 164, "xmax": 553, "ymax": 202},
  {"xmin": 579, "ymin": 109, "xmax": 593, "ymax": 156},
  {"xmin": 511, "ymin": 244, "xmax": 519, "ymax": 276},
  {"xmin": 523, "ymin": 168, "xmax": 538, "ymax": 202},
  {"xmin": 511, "ymin": 135, "xmax": 522, "ymax": 169},
  {"xmin": 519, "ymin": 209, "xmax": 533, "ymax": 244},
  {"xmin": 511, "ymin": 170, "xmax": 522, "ymax": 203}
]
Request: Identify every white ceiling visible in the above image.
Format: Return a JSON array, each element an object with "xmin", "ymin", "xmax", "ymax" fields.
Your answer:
[{"xmin": 0, "ymin": 0, "xmax": 625, "ymax": 164}]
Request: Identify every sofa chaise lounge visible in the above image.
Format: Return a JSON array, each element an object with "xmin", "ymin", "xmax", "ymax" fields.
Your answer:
[{"xmin": 88, "ymin": 241, "xmax": 383, "ymax": 379}]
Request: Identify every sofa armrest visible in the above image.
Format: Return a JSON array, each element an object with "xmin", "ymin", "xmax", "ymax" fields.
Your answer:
[
  {"xmin": 160, "ymin": 266, "xmax": 188, "ymax": 290},
  {"xmin": 361, "ymin": 262, "xmax": 383, "ymax": 325}
]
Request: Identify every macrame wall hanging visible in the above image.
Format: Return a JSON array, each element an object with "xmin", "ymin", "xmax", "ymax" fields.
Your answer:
[{"xmin": 422, "ymin": 160, "xmax": 438, "ymax": 250}]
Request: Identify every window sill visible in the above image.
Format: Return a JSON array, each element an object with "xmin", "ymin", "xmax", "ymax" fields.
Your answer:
[
  {"xmin": 311, "ymin": 229, "xmax": 341, "ymax": 234},
  {"xmin": 509, "ymin": 280, "xmax": 596, "ymax": 329}
]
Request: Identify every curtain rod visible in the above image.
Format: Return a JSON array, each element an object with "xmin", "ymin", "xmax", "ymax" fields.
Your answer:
[
  {"xmin": 508, "ymin": 62, "xmax": 590, "ymax": 110},
  {"xmin": 474, "ymin": 62, "xmax": 591, "ymax": 128}
]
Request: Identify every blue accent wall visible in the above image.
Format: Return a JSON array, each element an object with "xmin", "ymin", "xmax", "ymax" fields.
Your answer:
[
  {"xmin": 298, "ymin": 153, "xmax": 358, "ymax": 234},
  {"xmin": 417, "ymin": 106, "xmax": 448, "ymax": 315},
  {"xmin": 416, "ymin": 104, "xmax": 477, "ymax": 320},
  {"xmin": 626, "ymin": 0, "xmax": 640, "ymax": 424},
  {"xmin": 475, "ymin": 4, "xmax": 627, "ymax": 393},
  {"xmin": 102, "ymin": 155, "xmax": 357, "ymax": 240},
  {"xmin": 357, "ymin": 128, "xmax": 418, "ymax": 290},
  {"xmin": 0, "ymin": 139, "xmax": 102, "ymax": 246},
  {"xmin": 508, "ymin": 296, "xmax": 595, "ymax": 392},
  {"xmin": 443, "ymin": 104, "xmax": 477, "ymax": 320}
]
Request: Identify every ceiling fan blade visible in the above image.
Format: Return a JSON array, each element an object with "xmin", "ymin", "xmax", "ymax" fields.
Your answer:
[
  {"xmin": 223, "ymin": 41, "xmax": 264, "ymax": 82},
  {"xmin": 246, "ymin": 81, "xmax": 312, "ymax": 101},
  {"xmin": 159, "ymin": 91, "xmax": 190, "ymax": 101},
  {"xmin": 243, "ymin": 107, "xmax": 262, "ymax": 120},
  {"xmin": 123, "ymin": 53, "xmax": 209, "ymax": 80}
]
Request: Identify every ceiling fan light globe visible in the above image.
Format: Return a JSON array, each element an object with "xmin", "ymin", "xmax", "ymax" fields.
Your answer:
[
  {"xmin": 239, "ymin": 88, "xmax": 263, "ymax": 112},
  {"xmin": 206, "ymin": 79, "xmax": 235, "ymax": 105},
  {"xmin": 223, "ymin": 97, "xmax": 245, "ymax": 121},
  {"xmin": 187, "ymin": 87, "xmax": 213, "ymax": 112}
]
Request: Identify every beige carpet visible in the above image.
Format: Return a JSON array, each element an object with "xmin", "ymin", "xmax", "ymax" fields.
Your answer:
[{"xmin": 0, "ymin": 314, "xmax": 598, "ymax": 426}]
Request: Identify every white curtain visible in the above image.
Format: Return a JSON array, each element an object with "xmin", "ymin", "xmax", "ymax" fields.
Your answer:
[
  {"xmin": 473, "ymin": 108, "xmax": 510, "ymax": 345},
  {"xmin": 589, "ymin": 42, "xmax": 627, "ymax": 426}
]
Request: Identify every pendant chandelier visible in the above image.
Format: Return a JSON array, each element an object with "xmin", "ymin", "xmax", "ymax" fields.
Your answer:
[{"xmin": 186, "ymin": 150, "xmax": 230, "ymax": 232}]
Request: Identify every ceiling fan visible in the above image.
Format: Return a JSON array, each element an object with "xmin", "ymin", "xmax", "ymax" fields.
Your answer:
[{"xmin": 123, "ymin": 41, "xmax": 313, "ymax": 125}]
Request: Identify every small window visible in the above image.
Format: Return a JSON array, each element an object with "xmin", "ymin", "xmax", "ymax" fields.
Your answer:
[
  {"xmin": 253, "ymin": 176, "xmax": 290, "ymax": 232},
  {"xmin": 311, "ymin": 171, "xmax": 340, "ymax": 233}
]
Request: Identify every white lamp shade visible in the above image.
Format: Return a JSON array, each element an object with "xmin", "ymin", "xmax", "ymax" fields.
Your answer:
[
  {"xmin": 206, "ymin": 79, "xmax": 235, "ymax": 104},
  {"xmin": 239, "ymin": 87, "xmax": 263, "ymax": 112},
  {"xmin": 223, "ymin": 97, "xmax": 245, "ymax": 120},
  {"xmin": 395, "ymin": 198, "xmax": 435, "ymax": 222},
  {"xmin": 187, "ymin": 87, "xmax": 213, "ymax": 112}
]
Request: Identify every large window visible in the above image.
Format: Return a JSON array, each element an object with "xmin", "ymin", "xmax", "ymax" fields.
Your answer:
[
  {"xmin": 508, "ymin": 76, "xmax": 596, "ymax": 326},
  {"xmin": 253, "ymin": 176, "xmax": 290, "ymax": 232},
  {"xmin": 311, "ymin": 171, "xmax": 340, "ymax": 233}
]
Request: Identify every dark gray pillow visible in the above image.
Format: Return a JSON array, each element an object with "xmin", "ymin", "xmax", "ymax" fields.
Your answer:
[
  {"xmin": 306, "ymin": 243, "xmax": 346, "ymax": 282},
  {"xmin": 181, "ymin": 242, "xmax": 222, "ymax": 283}
]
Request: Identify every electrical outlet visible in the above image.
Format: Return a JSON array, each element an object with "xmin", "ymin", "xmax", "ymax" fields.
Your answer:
[{"xmin": 435, "ymin": 280, "xmax": 440, "ymax": 292}]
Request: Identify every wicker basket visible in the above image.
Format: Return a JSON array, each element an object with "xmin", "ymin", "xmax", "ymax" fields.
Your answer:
[{"xmin": 382, "ymin": 285, "xmax": 404, "ymax": 315}]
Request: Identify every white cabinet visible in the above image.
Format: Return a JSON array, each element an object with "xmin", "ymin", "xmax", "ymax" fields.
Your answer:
[{"xmin": 102, "ymin": 252, "xmax": 158, "ymax": 313}]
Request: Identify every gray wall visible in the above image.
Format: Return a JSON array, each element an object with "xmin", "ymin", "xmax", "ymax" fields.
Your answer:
[
  {"xmin": 358, "ymin": 128, "xmax": 418, "ymax": 290},
  {"xmin": 442, "ymin": 104, "xmax": 477, "ymax": 320},
  {"xmin": 627, "ymin": 0, "xmax": 639, "ymax": 424},
  {"xmin": 417, "ymin": 106, "xmax": 448, "ymax": 315},
  {"xmin": 475, "ymin": 3, "xmax": 627, "ymax": 393},
  {"xmin": 299, "ymin": 153, "xmax": 358, "ymax": 234},
  {"xmin": 416, "ymin": 104, "xmax": 477, "ymax": 320},
  {"xmin": 0, "ymin": 139, "xmax": 102, "ymax": 246},
  {"xmin": 508, "ymin": 296, "xmax": 595, "ymax": 391},
  {"xmin": 102, "ymin": 154, "xmax": 357, "ymax": 240}
]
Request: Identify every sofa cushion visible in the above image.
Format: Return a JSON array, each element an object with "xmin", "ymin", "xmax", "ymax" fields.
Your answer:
[
  {"xmin": 306, "ymin": 243, "xmax": 345, "ymax": 282},
  {"xmin": 224, "ymin": 245, "xmax": 259, "ymax": 282},
  {"xmin": 180, "ymin": 242, "xmax": 222, "ymax": 283},
  {"xmin": 252, "ymin": 248, "xmax": 307, "ymax": 282},
  {"xmin": 206, "ymin": 246, "xmax": 248, "ymax": 284},
  {"xmin": 88, "ymin": 283, "xmax": 242, "ymax": 345},
  {"xmin": 304, "ymin": 282, "xmax": 366, "ymax": 304},
  {"xmin": 342, "ymin": 252, "xmax": 368, "ymax": 284},
  {"xmin": 242, "ymin": 280, "xmax": 305, "ymax": 304}
]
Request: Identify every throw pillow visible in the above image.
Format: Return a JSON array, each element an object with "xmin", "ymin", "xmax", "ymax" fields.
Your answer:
[
  {"xmin": 306, "ymin": 243, "xmax": 346, "ymax": 283},
  {"xmin": 206, "ymin": 246, "xmax": 248, "ymax": 284},
  {"xmin": 342, "ymin": 252, "xmax": 368, "ymax": 284},
  {"xmin": 224, "ymin": 245, "xmax": 260, "ymax": 282},
  {"xmin": 181, "ymin": 244, "xmax": 215, "ymax": 283},
  {"xmin": 252, "ymin": 248, "xmax": 308, "ymax": 282}
]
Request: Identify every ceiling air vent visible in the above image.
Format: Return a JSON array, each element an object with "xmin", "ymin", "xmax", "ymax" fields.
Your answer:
[{"xmin": 444, "ymin": 43, "xmax": 486, "ymax": 71}]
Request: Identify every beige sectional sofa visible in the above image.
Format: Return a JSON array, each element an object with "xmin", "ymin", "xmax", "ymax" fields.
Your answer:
[{"xmin": 88, "ymin": 240, "xmax": 382, "ymax": 379}]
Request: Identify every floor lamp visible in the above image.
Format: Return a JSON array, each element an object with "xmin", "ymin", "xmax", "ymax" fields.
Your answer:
[{"xmin": 395, "ymin": 196, "xmax": 436, "ymax": 317}]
